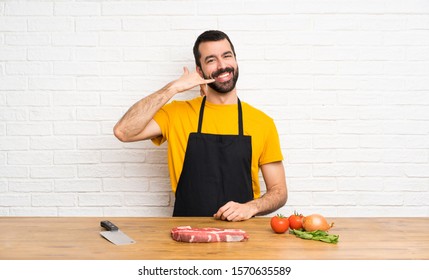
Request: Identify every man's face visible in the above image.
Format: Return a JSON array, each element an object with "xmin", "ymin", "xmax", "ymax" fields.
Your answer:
[{"xmin": 197, "ymin": 39, "xmax": 239, "ymax": 94}]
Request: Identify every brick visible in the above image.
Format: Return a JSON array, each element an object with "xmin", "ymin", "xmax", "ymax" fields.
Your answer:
[
  {"xmin": 30, "ymin": 136, "xmax": 76, "ymax": 150},
  {"xmin": 336, "ymin": 149, "xmax": 382, "ymax": 162},
  {"xmin": 314, "ymin": 192, "xmax": 357, "ymax": 206},
  {"xmin": 10, "ymin": 208, "xmax": 58, "ymax": 216},
  {"xmin": 124, "ymin": 163, "xmax": 169, "ymax": 178},
  {"xmin": 54, "ymin": 151, "xmax": 100, "ymax": 164},
  {"xmin": 149, "ymin": 178, "xmax": 172, "ymax": 192},
  {"xmin": 54, "ymin": 62, "xmax": 100, "ymax": 76},
  {"xmin": 102, "ymin": 2, "xmax": 147, "ymax": 16},
  {"xmin": 287, "ymin": 150, "xmax": 335, "ymax": 163},
  {"xmin": 53, "ymin": 92, "xmax": 99, "ymax": 106},
  {"xmin": 52, "ymin": 33, "xmax": 98, "ymax": 47},
  {"xmin": 29, "ymin": 108, "xmax": 74, "ymax": 121},
  {"xmin": 145, "ymin": 1, "xmax": 194, "ymax": 15},
  {"xmin": 9, "ymin": 180, "xmax": 53, "ymax": 193},
  {"xmin": 338, "ymin": 178, "xmax": 384, "ymax": 191},
  {"xmin": 54, "ymin": 122, "xmax": 99, "ymax": 136},
  {"xmin": 55, "ymin": 179, "xmax": 101, "ymax": 193},
  {"xmin": 383, "ymin": 150, "xmax": 427, "ymax": 163},
  {"xmin": 313, "ymin": 136, "xmax": 359, "ymax": 148},
  {"xmin": 383, "ymin": 178, "xmax": 429, "ymax": 192},
  {"xmin": 54, "ymin": 2, "xmax": 101, "ymax": 16},
  {"xmin": 5, "ymin": 2, "xmax": 53, "ymax": 16},
  {"xmin": 124, "ymin": 193, "xmax": 170, "ymax": 206},
  {"xmin": 0, "ymin": 17, "xmax": 27, "ymax": 31},
  {"xmin": 6, "ymin": 92, "xmax": 50, "ymax": 106},
  {"xmin": 101, "ymin": 150, "xmax": 146, "ymax": 163},
  {"xmin": 359, "ymin": 47, "xmax": 406, "ymax": 61},
  {"xmin": 103, "ymin": 207, "xmax": 172, "ymax": 217},
  {"xmin": 124, "ymin": 47, "xmax": 170, "ymax": 62},
  {"xmin": 171, "ymin": 16, "xmax": 217, "ymax": 31},
  {"xmin": 359, "ymin": 164, "xmax": 405, "ymax": 177},
  {"xmin": 58, "ymin": 207, "xmax": 103, "ymax": 216},
  {"xmin": 5, "ymin": 33, "xmax": 50, "ymax": 46},
  {"xmin": 358, "ymin": 192, "xmax": 404, "ymax": 206},
  {"xmin": 313, "ymin": 163, "xmax": 357, "ymax": 177},
  {"xmin": 100, "ymin": 62, "xmax": 147, "ymax": 76},
  {"xmin": 7, "ymin": 123, "xmax": 52, "ymax": 136},
  {"xmin": 28, "ymin": 47, "xmax": 71, "ymax": 61},
  {"xmin": 0, "ymin": 180, "xmax": 7, "ymax": 193},
  {"xmin": 405, "ymin": 164, "xmax": 429, "ymax": 178},
  {"xmin": 6, "ymin": 62, "xmax": 52, "ymax": 75},
  {"xmin": 283, "ymin": 164, "xmax": 312, "ymax": 178},
  {"xmin": 122, "ymin": 17, "xmax": 170, "ymax": 31},
  {"xmin": 28, "ymin": 17, "xmax": 74, "ymax": 32},
  {"xmin": 0, "ymin": 108, "xmax": 27, "ymax": 121},
  {"xmin": 0, "ymin": 137, "xmax": 28, "ymax": 151},
  {"xmin": 0, "ymin": 77, "xmax": 27, "ymax": 90},
  {"xmin": 32, "ymin": 194, "xmax": 76, "ymax": 207},
  {"xmin": 76, "ymin": 17, "xmax": 121, "ymax": 32},
  {"xmin": 404, "ymin": 192, "xmax": 429, "ymax": 206},
  {"xmin": 407, "ymin": 136, "xmax": 429, "ymax": 148},
  {"xmin": 103, "ymin": 178, "xmax": 149, "ymax": 192},
  {"xmin": 0, "ymin": 195, "xmax": 31, "ymax": 206},
  {"xmin": 78, "ymin": 136, "xmax": 123, "ymax": 150},
  {"xmin": 78, "ymin": 164, "xmax": 122, "ymax": 178},
  {"xmin": 7, "ymin": 151, "xmax": 53, "ymax": 165},
  {"xmin": 77, "ymin": 77, "xmax": 121, "ymax": 91},
  {"xmin": 0, "ymin": 47, "xmax": 26, "ymax": 60},
  {"xmin": 78, "ymin": 194, "xmax": 122, "ymax": 206},
  {"xmin": 74, "ymin": 47, "xmax": 122, "ymax": 61},
  {"xmin": 99, "ymin": 32, "xmax": 146, "ymax": 46},
  {"xmin": 407, "ymin": 47, "xmax": 429, "ymax": 61},
  {"xmin": 289, "ymin": 178, "xmax": 337, "ymax": 191},
  {"xmin": 29, "ymin": 77, "xmax": 75, "ymax": 91},
  {"xmin": 31, "ymin": 166, "xmax": 76, "ymax": 179}
]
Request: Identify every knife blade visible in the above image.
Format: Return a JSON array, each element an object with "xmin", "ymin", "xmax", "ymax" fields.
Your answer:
[{"xmin": 100, "ymin": 220, "xmax": 136, "ymax": 245}]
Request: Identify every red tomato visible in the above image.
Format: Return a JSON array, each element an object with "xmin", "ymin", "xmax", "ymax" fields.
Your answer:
[
  {"xmin": 270, "ymin": 214, "xmax": 289, "ymax": 233},
  {"xmin": 288, "ymin": 212, "xmax": 304, "ymax": 230}
]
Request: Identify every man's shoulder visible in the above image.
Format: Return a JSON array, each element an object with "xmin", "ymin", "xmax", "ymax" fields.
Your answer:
[
  {"xmin": 241, "ymin": 100, "xmax": 273, "ymax": 122},
  {"xmin": 163, "ymin": 96, "xmax": 202, "ymax": 112}
]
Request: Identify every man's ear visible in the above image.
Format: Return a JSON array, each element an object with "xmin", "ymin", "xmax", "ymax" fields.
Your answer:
[{"xmin": 196, "ymin": 66, "xmax": 204, "ymax": 78}]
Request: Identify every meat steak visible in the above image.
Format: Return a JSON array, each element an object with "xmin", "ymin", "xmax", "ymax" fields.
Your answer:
[{"xmin": 171, "ymin": 226, "xmax": 249, "ymax": 243}]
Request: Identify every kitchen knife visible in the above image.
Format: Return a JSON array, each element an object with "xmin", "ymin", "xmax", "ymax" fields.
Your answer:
[{"xmin": 100, "ymin": 220, "xmax": 136, "ymax": 245}]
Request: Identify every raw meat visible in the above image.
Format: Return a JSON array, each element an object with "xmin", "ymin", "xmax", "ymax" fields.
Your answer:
[{"xmin": 171, "ymin": 226, "xmax": 249, "ymax": 243}]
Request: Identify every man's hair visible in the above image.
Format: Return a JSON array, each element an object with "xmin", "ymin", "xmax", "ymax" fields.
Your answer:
[{"xmin": 193, "ymin": 30, "xmax": 236, "ymax": 68}]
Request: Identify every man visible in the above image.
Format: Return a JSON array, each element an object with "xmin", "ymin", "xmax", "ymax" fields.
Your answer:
[{"xmin": 114, "ymin": 30, "xmax": 287, "ymax": 221}]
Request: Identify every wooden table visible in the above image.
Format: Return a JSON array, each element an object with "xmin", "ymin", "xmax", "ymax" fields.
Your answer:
[{"xmin": 0, "ymin": 217, "xmax": 428, "ymax": 260}]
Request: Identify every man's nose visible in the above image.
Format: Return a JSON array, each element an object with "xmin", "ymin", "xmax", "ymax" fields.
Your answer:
[{"xmin": 217, "ymin": 59, "xmax": 227, "ymax": 70}]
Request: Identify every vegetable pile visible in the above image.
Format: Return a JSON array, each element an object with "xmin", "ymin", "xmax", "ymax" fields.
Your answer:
[
  {"xmin": 270, "ymin": 211, "xmax": 339, "ymax": 244},
  {"xmin": 290, "ymin": 229, "xmax": 339, "ymax": 244}
]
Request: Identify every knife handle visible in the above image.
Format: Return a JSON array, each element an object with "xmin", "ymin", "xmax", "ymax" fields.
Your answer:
[{"xmin": 101, "ymin": 220, "xmax": 119, "ymax": 231}]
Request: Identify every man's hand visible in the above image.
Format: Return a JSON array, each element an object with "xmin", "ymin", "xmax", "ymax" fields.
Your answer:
[
  {"xmin": 171, "ymin": 67, "xmax": 214, "ymax": 94},
  {"xmin": 213, "ymin": 201, "xmax": 257, "ymax": 222}
]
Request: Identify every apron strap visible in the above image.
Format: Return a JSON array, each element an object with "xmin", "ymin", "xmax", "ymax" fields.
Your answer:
[{"xmin": 197, "ymin": 96, "xmax": 244, "ymax": 136}]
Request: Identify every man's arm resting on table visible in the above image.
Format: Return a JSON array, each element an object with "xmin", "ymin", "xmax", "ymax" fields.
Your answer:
[{"xmin": 214, "ymin": 161, "xmax": 288, "ymax": 221}]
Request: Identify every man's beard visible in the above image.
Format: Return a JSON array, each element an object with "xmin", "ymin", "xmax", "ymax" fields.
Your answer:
[{"xmin": 202, "ymin": 66, "xmax": 239, "ymax": 94}]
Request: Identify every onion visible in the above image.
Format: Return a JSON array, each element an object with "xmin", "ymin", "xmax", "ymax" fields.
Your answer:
[{"xmin": 302, "ymin": 214, "xmax": 334, "ymax": 232}]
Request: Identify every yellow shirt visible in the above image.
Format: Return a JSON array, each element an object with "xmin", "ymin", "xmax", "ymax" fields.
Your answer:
[{"xmin": 152, "ymin": 96, "xmax": 283, "ymax": 198}]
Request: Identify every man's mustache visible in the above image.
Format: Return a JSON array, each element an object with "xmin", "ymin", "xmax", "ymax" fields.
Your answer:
[{"xmin": 210, "ymin": 67, "xmax": 234, "ymax": 79}]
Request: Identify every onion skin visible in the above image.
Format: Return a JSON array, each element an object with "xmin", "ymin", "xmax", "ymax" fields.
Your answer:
[{"xmin": 302, "ymin": 214, "xmax": 334, "ymax": 232}]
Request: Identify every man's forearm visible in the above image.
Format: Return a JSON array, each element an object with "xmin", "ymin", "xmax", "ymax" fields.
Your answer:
[
  {"xmin": 249, "ymin": 184, "xmax": 287, "ymax": 216},
  {"xmin": 113, "ymin": 83, "xmax": 176, "ymax": 142}
]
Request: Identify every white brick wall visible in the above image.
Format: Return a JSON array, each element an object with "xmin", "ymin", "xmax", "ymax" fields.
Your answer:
[{"xmin": 1, "ymin": 0, "xmax": 428, "ymax": 217}]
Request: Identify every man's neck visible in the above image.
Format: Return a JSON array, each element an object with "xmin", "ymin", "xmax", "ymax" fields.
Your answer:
[{"xmin": 205, "ymin": 88, "xmax": 237, "ymax": 105}]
